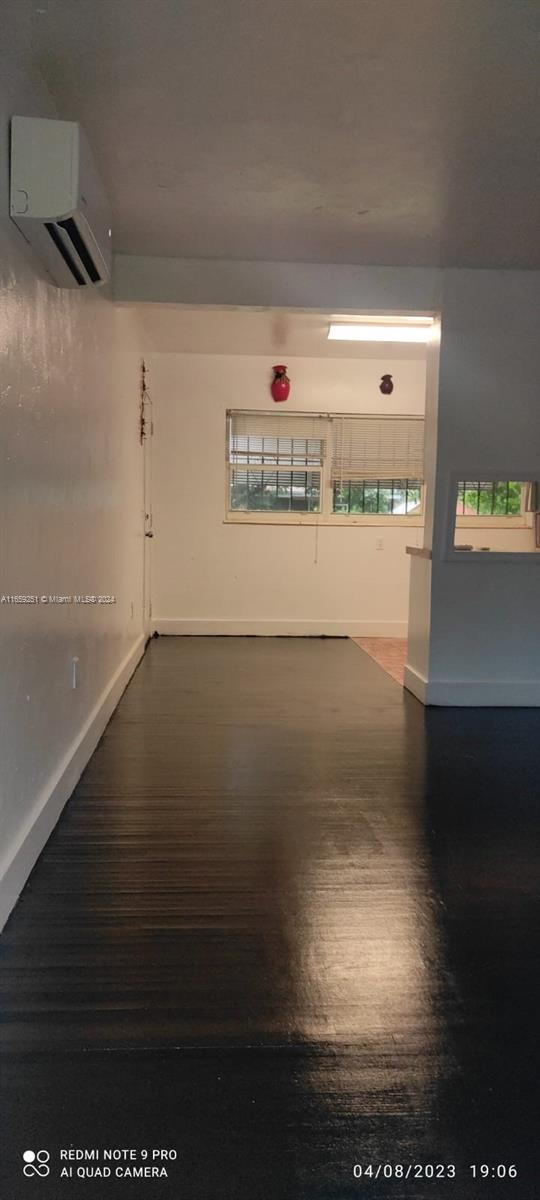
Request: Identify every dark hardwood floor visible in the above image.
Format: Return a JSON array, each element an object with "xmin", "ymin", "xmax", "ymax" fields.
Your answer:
[{"xmin": 1, "ymin": 637, "xmax": 539, "ymax": 1198}]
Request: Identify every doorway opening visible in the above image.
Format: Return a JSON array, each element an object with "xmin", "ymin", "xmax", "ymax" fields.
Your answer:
[{"xmin": 141, "ymin": 305, "xmax": 438, "ymax": 687}]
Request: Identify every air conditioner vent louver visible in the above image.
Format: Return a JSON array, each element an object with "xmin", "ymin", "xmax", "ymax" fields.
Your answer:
[
  {"xmin": 58, "ymin": 217, "xmax": 102, "ymax": 283},
  {"xmin": 45, "ymin": 222, "xmax": 85, "ymax": 286},
  {"xmin": 10, "ymin": 116, "xmax": 111, "ymax": 289}
]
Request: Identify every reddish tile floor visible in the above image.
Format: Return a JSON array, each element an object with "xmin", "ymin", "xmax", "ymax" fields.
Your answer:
[{"xmin": 351, "ymin": 637, "xmax": 407, "ymax": 685}]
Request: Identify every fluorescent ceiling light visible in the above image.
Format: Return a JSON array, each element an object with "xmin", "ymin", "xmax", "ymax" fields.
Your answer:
[{"xmin": 328, "ymin": 321, "xmax": 434, "ymax": 343}]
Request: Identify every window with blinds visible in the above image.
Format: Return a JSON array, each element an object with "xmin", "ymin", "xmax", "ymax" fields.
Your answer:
[
  {"xmin": 330, "ymin": 415, "xmax": 425, "ymax": 515},
  {"xmin": 228, "ymin": 411, "xmax": 327, "ymax": 513},
  {"xmin": 226, "ymin": 410, "xmax": 425, "ymax": 519}
]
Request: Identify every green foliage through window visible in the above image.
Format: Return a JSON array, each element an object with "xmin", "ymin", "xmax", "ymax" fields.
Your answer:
[
  {"xmin": 457, "ymin": 482, "xmax": 522, "ymax": 516},
  {"xmin": 333, "ymin": 479, "xmax": 422, "ymax": 515},
  {"xmin": 230, "ymin": 469, "xmax": 321, "ymax": 512}
]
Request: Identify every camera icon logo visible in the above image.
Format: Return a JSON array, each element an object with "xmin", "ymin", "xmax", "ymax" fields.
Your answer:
[{"xmin": 22, "ymin": 1150, "xmax": 50, "ymax": 1178}]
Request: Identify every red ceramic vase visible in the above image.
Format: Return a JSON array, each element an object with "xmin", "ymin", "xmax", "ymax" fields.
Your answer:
[{"xmin": 271, "ymin": 365, "xmax": 290, "ymax": 403}]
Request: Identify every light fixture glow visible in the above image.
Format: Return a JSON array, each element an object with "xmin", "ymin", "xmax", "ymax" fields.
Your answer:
[{"xmin": 328, "ymin": 321, "xmax": 434, "ymax": 344}]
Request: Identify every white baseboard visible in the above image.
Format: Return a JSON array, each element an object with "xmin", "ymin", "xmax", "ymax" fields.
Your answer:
[
  {"xmin": 155, "ymin": 619, "xmax": 409, "ymax": 637},
  {"xmin": 0, "ymin": 633, "xmax": 146, "ymax": 931},
  {"xmin": 403, "ymin": 664, "xmax": 428, "ymax": 703},
  {"xmin": 405, "ymin": 664, "xmax": 540, "ymax": 706}
]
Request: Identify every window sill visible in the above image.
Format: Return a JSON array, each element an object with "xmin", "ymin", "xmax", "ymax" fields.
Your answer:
[
  {"xmin": 455, "ymin": 516, "xmax": 530, "ymax": 529},
  {"xmin": 224, "ymin": 513, "xmax": 425, "ymax": 527},
  {"xmin": 224, "ymin": 513, "xmax": 529, "ymax": 529}
]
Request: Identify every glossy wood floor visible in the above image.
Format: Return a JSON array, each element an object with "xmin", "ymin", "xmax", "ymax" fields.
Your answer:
[{"xmin": 1, "ymin": 637, "xmax": 539, "ymax": 1198}]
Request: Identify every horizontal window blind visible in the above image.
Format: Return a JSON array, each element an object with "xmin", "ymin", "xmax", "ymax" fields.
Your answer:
[
  {"xmin": 230, "ymin": 410, "xmax": 328, "ymax": 442},
  {"xmin": 228, "ymin": 411, "xmax": 327, "ymax": 514},
  {"xmin": 331, "ymin": 416, "xmax": 424, "ymax": 483},
  {"xmin": 229, "ymin": 410, "xmax": 326, "ymax": 471}
]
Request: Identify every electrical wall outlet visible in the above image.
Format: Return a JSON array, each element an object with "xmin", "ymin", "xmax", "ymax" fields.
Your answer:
[{"xmin": 376, "ymin": 537, "xmax": 384, "ymax": 550}]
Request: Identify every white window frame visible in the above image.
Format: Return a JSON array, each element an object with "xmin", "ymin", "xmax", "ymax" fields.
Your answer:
[{"xmin": 224, "ymin": 410, "xmax": 425, "ymax": 526}]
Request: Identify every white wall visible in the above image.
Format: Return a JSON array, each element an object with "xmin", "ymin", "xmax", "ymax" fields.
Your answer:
[
  {"xmin": 115, "ymin": 255, "xmax": 442, "ymax": 312},
  {"xmin": 148, "ymin": 342, "xmax": 427, "ymax": 636},
  {"xmin": 0, "ymin": 63, "xmax": 145, "ymax": 925},
  {"xmin": 406, "ymin": 270, "xmax": 540, "ymax": 706}
]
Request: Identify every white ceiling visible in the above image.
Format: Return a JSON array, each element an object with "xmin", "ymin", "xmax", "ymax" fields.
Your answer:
[{"xmin": 9, "ymin": 0, "xmax": 540, "ymax": 268}]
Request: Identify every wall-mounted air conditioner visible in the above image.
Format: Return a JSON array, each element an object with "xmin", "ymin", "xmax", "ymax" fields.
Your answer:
[{"xmin": 10, "ymin": 116, "xmax": 111, "ymax": 289}]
